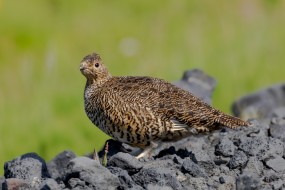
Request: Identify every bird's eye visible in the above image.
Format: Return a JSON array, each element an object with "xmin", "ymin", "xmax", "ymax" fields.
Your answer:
[{"xmin": 94, "ymin": 63, "xmax": 100, "ymax": 68}]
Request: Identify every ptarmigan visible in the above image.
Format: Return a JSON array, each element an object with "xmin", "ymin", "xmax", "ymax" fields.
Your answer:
[{"xmin": 80, "ymin": 52, "xmax": 251, "ymax": 158}]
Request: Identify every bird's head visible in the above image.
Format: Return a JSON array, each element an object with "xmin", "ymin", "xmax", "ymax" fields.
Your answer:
[{"xmin": 80, "ymin": 52, "xmax": 112, "ymax": 85}]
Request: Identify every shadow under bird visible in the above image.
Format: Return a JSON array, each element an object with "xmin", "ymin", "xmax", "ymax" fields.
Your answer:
[{"xmin": 79, "ymin": 52, "xmax": 252, "ymax": 158}]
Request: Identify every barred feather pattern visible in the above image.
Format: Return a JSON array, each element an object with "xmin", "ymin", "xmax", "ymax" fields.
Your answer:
[{"xmin": 81, "ymin": 53, "xmax": 251, "ymax": 149}]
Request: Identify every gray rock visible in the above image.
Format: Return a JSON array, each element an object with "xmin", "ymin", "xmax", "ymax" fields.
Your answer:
[
  {"xmin": 154, "ymin": 146, "xmax": 181, "ymax": 160},
  {"xmin": 219, "ymin": 165, "xmax": 230, "ymax": 174},
  {"xmin": 219, "ymin": 176, "xmax": 225, "ymax": 184},
  {"xmin": 265, "ymin": 157, "xmax": 285, "ymax": 172},
  {"xmin": 67, "ymin": 178, "xmax": 87, "ymax": 189},
  {"xmin": 108, "ymin": 167, "xmax": 143, "ymax": 190},
  {"xmin": 4, "ymin": 152, "xmax": 50, "ymax": 187},
  {"xmin": 242, "ymin": 157, "xmax": 263, "ymax": 176},
  {"xmin": 0, "ymin": 176, "xmax": 5, "ymax": 190},
  {"xmin": 271, "ymin": 179, "xmax": 284, "ymax": 190},
  {"xmin": 181, "ymin": 158, "xmax": 207, "ymax": 178},
  {"xmin": 269, "ymin": 123, "xmax": 285, "ymax": 144},
  {"xmin": 181, "ymin": 177, "xmax": 208, "ymax": 190},
  {"xmin": 232, "ymin": 83, "xmax": 285, "ymax": 120},
  {"xmin": 132, "ymin": 167, "xmax": 182, "ymax": 189},
  {"xmin": 173, "ymin": 69, "xmax": 216, "ymax": 105},
  {"xmin": 40, "ymin": 178, "xmax": 63, "ymax": 190},
  {"xmin": 139, "ymin": 158, "xmax": 187, "ymax": 188},
  {"xmin": 270, "ymin": 107, "xmax": 285, "ymax": 119},
  {"xmin": 216, "ymin": 175, "xmax": 236, "ymax": 190},
  {"xmin": 142, "ymin": 159, "xmax": 177, "ymax": 171},
  {"xmin": 236, "ymin": 174, "xmax": 260, "ymax": 190},
  {"xmin": 214, "ymin": 155, "xmax": 231, "ymax": 166},
  {"xmin": 108, "ymin": 152, "xmax": 142, "ymax": 174},
  {"xmin": 3, "ymin": 178, "xmax": 31, "ymax": 190},
  {"xmin": 267, "ymin": 138, "xmax": 284, "ymax": 159},
  {"xmin": 146, "ymin": 184, "xmax": 173, "ymax": 190},
  {"xmin": 240, "ymin": 119, "xmax": 270, "ymax": 137},
  {"xmin": 239, "ymin": 136, "xmax": 269, "ymax": 160},
  {"xmin": 65, "ymin": 157, "xmax": 120, "ymax": 189},
  {"xmin": 191, "ymin": 149, "xmax": 216, "ymax": 176},
  {"xmin": 263, "ymin": 170, "xmax": 281, "ymax": 183},
  {"xmin": 259, "ymin": 184, "xmax": 276, "ymax": 190},
  {"xmin": 271, "ymin": 117, "xmax": 285, "ymax": 126},
  {"xmin": 172, "ymin": 156, "xmax": 184, "ymax": 167},
  {"xmin": 171, "ymin": 135, "xmax": 209, "ymax": 155},
  {"xmin": 47, "ymin": 150, "xmax": 76, "ymax": 182},
  {"xmin": 215, "ymin": 137, "xmax": 236, "ymax": 157},
  {"xmin": 228, "ymin": 151, "xmax": 247, "ymax": 169},
  {"xmin": 263, "ymin": 170, "xmax": 285, "ymax": 189}
]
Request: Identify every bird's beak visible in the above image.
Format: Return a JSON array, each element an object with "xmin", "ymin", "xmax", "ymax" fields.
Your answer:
[{"xmin": 79, "ymin": 61, "xmax": 86, "ymax": 72}]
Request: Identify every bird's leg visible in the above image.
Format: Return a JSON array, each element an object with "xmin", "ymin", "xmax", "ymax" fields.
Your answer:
[
  {"xmin": 129, "ymin": 147, "xmax": 144, "ymax": 157},
  {"xmin": 135, "ymin": 141, "xmax": 160, "ymax": 159}
]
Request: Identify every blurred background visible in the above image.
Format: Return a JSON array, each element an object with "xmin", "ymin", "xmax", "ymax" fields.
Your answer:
[{"xmin": 0, "ymin": 0, "xmax": 284, "ymax": 171}]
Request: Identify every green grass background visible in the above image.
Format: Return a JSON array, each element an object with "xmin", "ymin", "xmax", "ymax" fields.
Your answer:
[{"xmin": 0, "ymin": 0, "xmax": 284, "ymax": 172}]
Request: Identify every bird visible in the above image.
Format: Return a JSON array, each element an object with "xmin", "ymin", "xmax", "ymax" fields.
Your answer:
[{"xmin": 79, "ymin": 52, "xmax": 252, "ymax": 158}]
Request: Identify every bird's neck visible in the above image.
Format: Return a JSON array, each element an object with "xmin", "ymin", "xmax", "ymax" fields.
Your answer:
[{"xmin": 86, "ymin": 75, "xmax": 112, "ymax": 89}]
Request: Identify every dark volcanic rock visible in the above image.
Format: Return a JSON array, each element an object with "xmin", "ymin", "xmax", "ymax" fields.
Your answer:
[
  {"xmin": 4, "ymin": 152, "xmax": 50, "ymax": 188},
  {"xmin": 47, "ymin": 150, "xmax": 76, "ymax": 182},
  {"xmin": 265, "ymin": 157, "xmax": 285, "ymax": 172},
  {"xmin": 236, "ymin": 174, "xmax": 260, "ymax": 190},
  {"xmin": 39, "ymin": 178, "xmax": 63, "ymax": 190},
  {"xmin": 146, "ymin": 184, "xmax": 174, "ymax": 190},
  {"xmin": 267, "ymin": 138, "xmax": 284, "ymax": 159},
  {"xmin": 219, "ymin": 176, "xmax": 225, "ymax": 184},
  {"xmin": 132, "ymin": 167, "xmax": 182, "ymax": 189},
  {"xmin": 108, "ymin": 152, "xmax": 142, "ymax": 174},
  {"xmin": 239, "ymin": 136, "xmax": 269, "ymax": 159},
  {"xmin": 232, "ymin": 83, "xmax": 285, "ymax": 120},
  {"xmin": 181, "ymin": 177, "xmax": 208, "ymax": 190},
  {"xmin": 67, "ymin": 178, "xmax": 86, "ymax": 189},
  {"xmin": 270, "ymin": 107, "xmax": 285, "ymax": 119},
  {"xmin": 173, "ymin": 69, "xmax": 216, "ymax": 105},
  {"xmin": 97, "ymin": 139, "xmax": 135, "ymax": 159},
  {"xmin": 190, "ymin": 149, "xmax": 216, "ymax": 176},
  {"xmin": 108, "ymin": 167, "xmax": 143, "ymax": 190},
  {"xmin": 242, "ymin": 157, "xmax": 263, "ymax": 176},
  {"xmin": 3, "ymin": 178, "xmax": 30, "ymax": 190},
  {"xmin": 181, "ymin": 158, "xmax": 207, "ymax": 178},
  {"xmin": 65, "ymin": 157, "xmax": 120, "ymax": 189},
  {"xmin": 228, "ymin": 150, "xmax": 248, "ymax": 169},
  {"xmin": 215, "ymin": 136, "xmax": 236, "ymax": 157},
  {"xmin": 0, "ymin": 176, "xmax": 5, "ymax": 190},
  {"xmin": 269, "ymin": 123, "xmax": 285, "ymax": 143},
  {"xmin": 131, "ymin": 157, "xmax": 183, "ymax": 189}
]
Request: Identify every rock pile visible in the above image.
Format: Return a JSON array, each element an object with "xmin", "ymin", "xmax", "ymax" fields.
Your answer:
[{"xmin": 1, "ymin": 70, "xmax": 285, "ymax": 190}]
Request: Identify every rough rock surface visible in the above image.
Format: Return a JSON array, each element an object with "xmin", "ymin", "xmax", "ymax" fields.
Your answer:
[
  {"xmin": 47, "ymin": 150, "xmax": 76, "ymax": 182},
  {"xmin": 232, "ymin": 83, "xmax": 285, "ymax": 120},
  {"xmin": 173, "ymin": 69, "xmax": 216, "ymax": 105},
  {"xmin": 3, "ymin": 152, "xmax": 50, "ymax": 189},
  {"xmin": 1, "ymin": 72, "xmax": 285, "ymax": 189},
  {"xmin": 65, "ymin": 156, "xmax": 120, "ymax": 189}
]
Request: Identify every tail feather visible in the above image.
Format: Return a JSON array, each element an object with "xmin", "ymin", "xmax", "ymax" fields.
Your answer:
[{"xmin": 215, "ymin": 113, "xmax": 252, "ymax": 129}]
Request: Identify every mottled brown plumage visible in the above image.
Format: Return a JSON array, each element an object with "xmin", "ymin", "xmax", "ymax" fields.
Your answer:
[{"xmin": 80, "ymin": 52, "xmax": 251, "ymax": 158}]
